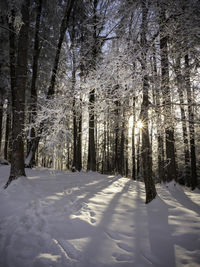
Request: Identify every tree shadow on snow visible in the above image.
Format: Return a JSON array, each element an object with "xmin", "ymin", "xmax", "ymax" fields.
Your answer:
[
  {"xmin": 168, "ymin": 186, "xmax": 200, "ymax": 216},
  {"xmin": 146, "ymin": 196, "xmax": 176, "ymax": 267}
]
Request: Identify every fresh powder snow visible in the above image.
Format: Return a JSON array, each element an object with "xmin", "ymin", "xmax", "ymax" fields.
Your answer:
[{"xmin": 0, "ymin": 165, "xmax": 200, "ymax": 267}]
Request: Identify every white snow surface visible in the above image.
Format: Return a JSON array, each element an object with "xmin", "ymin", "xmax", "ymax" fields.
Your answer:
[{"xmin": 0, "ymin": 166, "xmax": 200, "ymax": 267}]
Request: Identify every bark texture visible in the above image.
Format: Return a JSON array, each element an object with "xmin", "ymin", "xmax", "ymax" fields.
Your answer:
[{"xmin": 5, "ymin": 0, "xmax": 30, "ymax": 188}]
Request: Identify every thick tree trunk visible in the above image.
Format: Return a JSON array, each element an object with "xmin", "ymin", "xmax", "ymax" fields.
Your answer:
[
  {"xmin": 160, "ymin": 6, "xmax": 177, "ymax": 182},
  {"xmin": 141, "ymin": 0, "xmax": 157, "ymax": 203},
  {"xmin": 141, "ymin": 76, "xmax": 157, "ymax": 203},
  {"xmin": 87, "ymin": 0, "xmax": 98, "ymax": 171},
  {"xmin": 5, "ymin": 0, "xmax": 30, "ymax": 188},
  {"xmin": 175, "ymin": 56, "xmax": 190, "ymax": 185},
  {"xmin": 185, "ymin": 54, "xmax": 198, "ymax": 190},
  {"xmin": 5, "ymin": 10, "xmax": 15, "ymax": 163}
]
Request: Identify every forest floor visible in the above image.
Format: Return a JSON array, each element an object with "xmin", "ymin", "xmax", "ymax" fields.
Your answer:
[{"xmin": 0, "ymin": 165, "xmax": 200, "ymax": 267}]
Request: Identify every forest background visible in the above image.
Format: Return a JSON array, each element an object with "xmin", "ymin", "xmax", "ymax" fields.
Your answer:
[{"xmin": 0, "ymin": 0, "xmax": 200, "ymax": 203}]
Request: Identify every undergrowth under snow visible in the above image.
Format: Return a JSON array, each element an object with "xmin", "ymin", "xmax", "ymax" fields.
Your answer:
[{"xmin": 0, "ymin": 166, "xmax": 200, "ymax": 267}]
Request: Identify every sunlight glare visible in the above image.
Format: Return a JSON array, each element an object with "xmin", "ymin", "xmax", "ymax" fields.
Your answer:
[{"xmin": 136, "ymin": 120, "xmax": 143, "ymax": 129}]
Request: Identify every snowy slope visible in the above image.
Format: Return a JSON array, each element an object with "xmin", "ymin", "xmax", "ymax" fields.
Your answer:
[{"xmin": 0, "ymin": 166, "xmax": 199, "ymax": 267}]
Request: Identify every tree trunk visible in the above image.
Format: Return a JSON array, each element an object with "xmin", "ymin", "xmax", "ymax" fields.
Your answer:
[
  {"xmin": 152, "ymin": 45, "xmax": 165, "ymax": 182},
  {"xmin": 77, "ymin": 57, "xmax": 83, "ymax": 172},
  {"xmin": 141, "ymin": 0, "xmax": 157, "ymax": 203},
  {"xmin": 136, "ymin": 131, "xmax": 140, "ymax": 179},
  {"xmin": 0, "ymin": 95, "xmax": 3, "ymax": 153},
  {"xmin": 132, "ymin": 96, "xmax": 136, "ymax": 180},
  {"xmin": 119, "ymin": 115, "xmax": 125, "ymax": 176},
  {"xmin": 102, "ymin": 119, "xmax": 106, "ymax": 173},
  {"xmin": 27, "ymin": 0, "xmax": 42, "ymax": 166},
  {"xmin": 87, "ymin": 89, "xmax": 96, "ymax": 171},
  {"xmin": 125, "ymin": 129, "xmax": 129, "ymax": 177},
  {"xmin": 87, "ymin": 0, "xmax": 98, "ymax": 171},
  {"xmin": 175, "ymin": 55, "xmax": 190, "ymax": 185},
  {"xmin": 72, "ymin": 97, "xmax": 77, "ymax": 172},
  {"xmin": 159, "ymin": 6, "xmax": 177, "ymax": 182},
  {"xmin": 71, "ymin": 21, "xmax": 77, "ymax": 171},
  {"xmin": 76, "ymin": 105, "xmax": 82, "ymax": 171},
  {"xmin": 141, "ymin": 77, "xmax": 157, "ymax": 203},
  {"xmin": 5, "ymin": 0, "xmax": 30, "ymax": 188},
  {"xmin": 106, "ymin": 116, "xmax": 111, "ymax": 172},
  {"xmin": 5, "ymin": 10, "xmax": 15, "ymax": 163},
  {"xmin": 114, "ymin": 100, "xmax": 120, "ymax": 173},
  {"xmin": 185, "ymin": 54, "xmax": 198, "ymax": 189},
  {"xmin": 4, "ymin": 102, "xmax": 12, "ymax": 161}
]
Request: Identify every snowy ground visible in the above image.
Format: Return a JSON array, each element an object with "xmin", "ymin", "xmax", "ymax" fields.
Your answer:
[{"xmin": 0, "ymin": 166, "xmax": 200, "ymax": 267}]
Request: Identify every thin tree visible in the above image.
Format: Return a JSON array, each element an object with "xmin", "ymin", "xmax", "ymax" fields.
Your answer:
[
  {"xmin": 27, "ymin": 0, "xmax": 42, "ymax": 166},
  {"xmin": 0, "ymin": 93, "xmax": 3, "ymax": 153}
]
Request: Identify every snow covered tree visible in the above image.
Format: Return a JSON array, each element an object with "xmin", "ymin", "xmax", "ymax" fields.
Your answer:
[
  {"xmin": 25, "ymin": 0, "xmax": 75, "ymax": 167},
  {"xmin": 2, "ymin": 0, "xmax": 199, "ymax": 193}
]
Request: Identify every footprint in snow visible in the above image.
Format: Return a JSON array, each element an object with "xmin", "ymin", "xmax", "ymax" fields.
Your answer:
[
  {"xmin": 73, "ymin": 202, "xmax": 88, "ymax": 214},
  {"xmin": 90, "ymin": 218, "xmax": 96, "ymax": 223},
  {"xmin": 112, "ymin": 252, "xmax": 132, "ymax": 262},
  {"xmin": 90, "ymin": 211, "xmax": 95, "ymax": 217},
  {"xmin": 105, "ymin": 230, "xmax": 121, "ymax": 240},
  {"xmin": 89, "ymin": 211, "xmax": 96, "ymax": 224},
  {"xmin": 55, "ymin": 239, "xmax": 81, "ymax": 260},
  {"xmin": 120, "ymin": 232, "xmax": 134, "ymax": 238},
  {"xmin": 66, "ymin": 189, "xmax": 72, "ymax": 195},
  {"xmin": 117, "ymin": 242, "xmax": 132, "ymax": 252}
]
